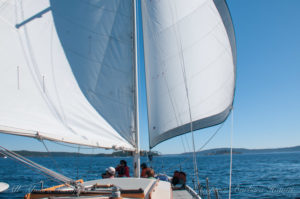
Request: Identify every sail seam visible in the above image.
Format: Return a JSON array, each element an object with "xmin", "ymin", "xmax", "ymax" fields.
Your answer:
[
  {"xmin": 51, "ymin": 11, "xmax": 131, "ymax": 45},
  {"xmin": 149, "ymin": 0, "xmax": 210, "ymax": 37},
  {"xmin": 150, "ymin": 21, "xmax": 224, "ymax": 73},
  {"xmin": 155, "ymin": 48, "xmax": 229, "ymax": 95},
  {"xmin": 84, "ymin": 1, "xmax": 132, "ymax": 18}
]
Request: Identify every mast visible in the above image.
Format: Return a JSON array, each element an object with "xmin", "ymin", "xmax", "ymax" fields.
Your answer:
[{"xmin": 133, "ymin": 0, "xmax": 140, "ymax": 178}]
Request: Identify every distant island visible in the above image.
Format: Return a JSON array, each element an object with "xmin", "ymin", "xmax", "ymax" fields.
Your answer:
[
  {"xmin": 0, "ymin": 150, "xmax": 160, "ymax": 157},
  {"xmin": 1, "ymin": 146, "xmax": 300, "ymax": 157},
  {"xmin": 182, "ymin": 145, "xmax": 300, "ymax": 156}
]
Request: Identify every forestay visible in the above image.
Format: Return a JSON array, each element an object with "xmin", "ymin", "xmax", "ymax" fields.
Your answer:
[
  {"xmin": 142, "ymin": 0, "xmax": 236, "ymax": 148},
  {"xmin": 0, "ymin": 0, "xmax": 135, "ymax": 150}
]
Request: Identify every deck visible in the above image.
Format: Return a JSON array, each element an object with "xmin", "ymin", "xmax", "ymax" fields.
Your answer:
[
  {"xmin": 172, "ymin": 185, "xmax": 201, "ymax": 199},
  {"xmin": 173, "ymin": 189, "xmax": 195, "ymax": 199},
  {"xmin": 27, "ymin": 178, "xmax": 201, "ymax": 199}
]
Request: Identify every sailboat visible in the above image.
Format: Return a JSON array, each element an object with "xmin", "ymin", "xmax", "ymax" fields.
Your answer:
[{"xmin": 0, "ymin": 0, "xmax": 236, "ymax": 198}]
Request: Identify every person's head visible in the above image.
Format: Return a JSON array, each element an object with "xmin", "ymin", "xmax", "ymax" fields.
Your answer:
[
  {"xmin": 141, "ymin": 163, "xmax": 147, "ymax": 169},
  {"xmin": 120, "ymin": 160, "xmax": 127, "ymax": 167},
  {"xmin": 145, "ymin": 168, "xmax": 155, "ymax": 178},
  {"xmin": 106, "ymin": 167, "xmax": 116, "ymax": 176}
]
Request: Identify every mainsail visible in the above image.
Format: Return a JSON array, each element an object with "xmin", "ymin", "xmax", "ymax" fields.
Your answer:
[
  {"xmin": 0, "ymin": 0, "xmax": 136, "ymax": 150},
  {"xmin": 142, "ymin": 0, "xmax": 236, "ymax": 148}
]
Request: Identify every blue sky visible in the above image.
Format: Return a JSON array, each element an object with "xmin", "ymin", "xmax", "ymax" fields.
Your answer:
[{"xmin": 0, "ymin": 0, "xmax": 299, "ymax": 154}]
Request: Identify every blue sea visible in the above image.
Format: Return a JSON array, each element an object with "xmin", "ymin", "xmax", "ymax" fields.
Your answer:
[{"xmin": 0, "ymin": 152, "xmax": 300, "ymax": 198}]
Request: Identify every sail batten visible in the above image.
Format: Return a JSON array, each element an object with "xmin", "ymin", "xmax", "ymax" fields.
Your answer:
[{"xmin": 142, "ymin": 0, "xmax": 236, "ymax": 148}]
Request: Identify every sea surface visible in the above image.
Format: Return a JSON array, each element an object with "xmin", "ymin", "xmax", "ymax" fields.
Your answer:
[{"xmin": 0, "ymin": 152, "xmax": 300, "ymax": 198}]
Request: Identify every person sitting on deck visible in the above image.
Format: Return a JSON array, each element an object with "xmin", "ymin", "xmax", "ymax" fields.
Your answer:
[
  {"xmin": 171, "ymin": 171, "xmax": 186, "ymax": 188},
  {"xmin": 141, "ymin": 163, "xmax": 148, "ymax": 178},
  {"xmin": 144, "ymin": 168, "xmax": 155, "ymax": 179},
  {"xmin": 102, "ymin": 167, "xmax": 115, "ymax": 179},
  {"xmin": 115, "ymin": 160, "xmax": 130, "ymax": 177}
]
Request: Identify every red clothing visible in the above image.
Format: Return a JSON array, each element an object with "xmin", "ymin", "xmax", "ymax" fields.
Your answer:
[
  {"xmin": 116, "ymin": 166, "xmax": 130, "ymax": 177},
  {"xmin": 141, "ymin": 168, "xmax": 148, "ymax": 178}
]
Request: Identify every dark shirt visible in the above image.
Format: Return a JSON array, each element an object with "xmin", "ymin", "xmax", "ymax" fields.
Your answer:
[{"xmin": 116, "ymin": 166, "xmax": 130, "ymax": 177}]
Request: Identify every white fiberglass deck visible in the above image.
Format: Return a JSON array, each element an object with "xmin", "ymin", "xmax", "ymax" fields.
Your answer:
[
  {"xmin": 173, "ymin": 189, "xmax": 196, "ymax": 199},
  {"xmin": 83, "ymin": 178, "xmax": 199, "ymax": 199},
  {"xmin": 83, "ymin": 178, "xmax": 171, "ymax": 199},
  {"xmin": 43, "ymin": 177, "xmax": 200, "ymax": 199}
]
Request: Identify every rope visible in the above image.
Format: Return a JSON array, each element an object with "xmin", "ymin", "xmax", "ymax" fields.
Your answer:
[
  {"xmin": 167, "ymin": 123, "xmax": 225, "ymax": 172},
  {"xmin": 4, "ymin": 149, "xmax": 70, "ymax": 183},
  {"xmin": 52, "ymin": 141, "xmax": 95, "ymax": 149},
  {"xmin": 0, "ymin": 150, "xmax": 68, "ymax": 184},
  {"xmin": 82, "ymin": 147, "xmax": 97, "ymax": 180},
  {"xmin": 180, "ymin": 136, "xmax": 187, "ymax": 153},
  {"xmin": 184, "ymin": 134, "xmax": 192, "ymax": 152},
  {"xmin": 229, "ymin": 108, "xmax": 234, "ymax": 199},
  {"xmin": 0, "ymin": 150, "xmax": 62, "ymax": 184},
  {"xmin": 167, "ymin": 1, "xmax": 201, "ymax": 191},
  {"xmin": 40, "ymin": 139, "xmax": 64, "ymax": 175},
  {"xmin": 197, "ymin": 122, "xmax": 225, "ymax": 152},
  {"xmin": 76, "ymin": 146, "xmax": 80, "ymax": 180},
  {"xmin": 0, "ymin": 146, "xmax": 73, "ymax": 184}
]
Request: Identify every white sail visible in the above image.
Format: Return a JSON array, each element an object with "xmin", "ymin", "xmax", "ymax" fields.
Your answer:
[
  {"xmin": 0, "ymin": 0, "xmax": 135, "ymax": 150},
  {"xmin": 142, "ymin": 0, "xmax": 236, "ymax": 148}
]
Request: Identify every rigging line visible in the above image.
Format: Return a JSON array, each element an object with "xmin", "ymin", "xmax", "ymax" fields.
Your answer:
[
  {"xmin": 229, "ymin": 108, "xmax": 234, "ymax": 199},
  {"xmin": 0, "ymin": 146, "xmax": 72, "ymax": 183},
  {"xmin": 167, "ymin": 5, "xmax": 201, "ymax": 194},
  {"xmin": 166, "ymin": 121, "xmax": 225, "ymax": 176},
  {"xmin": 197, "ymin": 122, "xmax": 225, "ymax": 152},
  {"xmin": 169, "ymin": 0, "xmax": 201, "ymax": 191},
  {"xmin": 52, "ymin": 141, "xmax": 96, "ymax": 149},
  {"xmin": 40, "ymin": 139, "xmax": 64, "ymax": 175},
  {"xmin": 161, "ymin": 63, "xmax": 186, "ymax": 153},
  {"xmin": 180, "ymin": 136, "xmax": 187, "ymax": 153},
  {"xmin": 6, "ymin": 150, "xmax": 70, "ymax": 183},
  {"xmin": 167, "ymin": 0, "xmax": 199, "ymax": 187},
  {"xmin": 0, "ymin": 148, "xmax": 70, "ymax": 184},
  {"xmin": 0, "ymin": 150, "xmax": 65, "ymax": 185},
  {"xmin": 184, "ymin": 134, "xmax": 192, "ymax": 152},
  {"xmin": 76, "ymin": 145, "xmax": 80, "ymax": 180},
  {"xmin": 84, "ymin": 147, "xmax": 96, "ymax": 179},
  {"xmin": 0, "ymin": 148, "xmax": 52, "ymax": 177}
]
